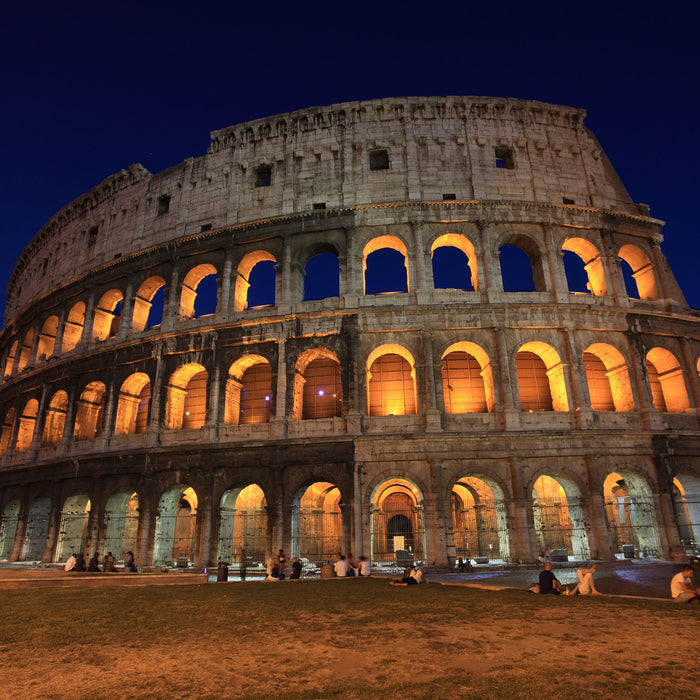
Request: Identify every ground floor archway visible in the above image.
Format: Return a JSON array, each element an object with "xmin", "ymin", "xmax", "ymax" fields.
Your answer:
[
  {"xmin": 218, "ymin": 484, "xmax": 267, "ymax": 568},
  {"xmin": 292, "ymin": 482, "xmax": 342, "ymax": 564},
  {"xmin": 153, "ymin": 485, "xmax": 198, "ymax": 566},
  {"xmin": 21, "ymin": 496, "xmax": 51, "ymax": 561},
  {"xmin": 55, "ymin": 494, "xmax": 91, "ymax": 562},
  {"xmin": 0, "ymin": 498, "xmax": 20, "ymax": 560},
  {"xmin": 103, "ymin": 490, "xmax": 139, "ymax": 562}
]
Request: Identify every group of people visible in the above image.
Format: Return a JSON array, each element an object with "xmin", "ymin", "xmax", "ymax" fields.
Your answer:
[
  {"xmin": 265, "ymin": 549, "xmax": 303, "ymax": 581},
  {"xmin": 334, "ymin": 554, "xmax": 371, "ymax": 577},
  {"xmin": 390, "ymin": 565, "xmax": 424, "ymax": 586},
  {"xmin": 64, "ymin": 551, "xmax": 136, "ymax": 573}
]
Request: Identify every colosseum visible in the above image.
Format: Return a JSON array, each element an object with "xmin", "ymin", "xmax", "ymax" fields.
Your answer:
[{"xmin": 0, "ymin": 96, "xmax": 698, "ymax": 574}]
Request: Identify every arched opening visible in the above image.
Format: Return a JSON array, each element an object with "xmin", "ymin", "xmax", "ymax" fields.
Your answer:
[
  {"xmin": 42, "ymin": 391, "xmax": 68, "ymax": 446},
  {"xmin": 532, "ymin": 474, "xmax": 589, "ymax": 560},
  {"xmin": 17, "ymin": 329, "xmax": 35, "ymax": 372},
  {"xmin": 180, "ymin": 264, "xmax": 218, "ymax": 319},
  {"xmin": 672, "ymin": 475, "xmax": 700, "ymax": 552},
  {"xmin": 431, "ymin": 234, "xmax": 478, "ymax": 291},
  {"xmin": 363, "ymin": 235, "xmax": 409, "ymax": 295},
  {"xmin": 16, "ymin": 399, "xmax": 39, "ymax": 451},
  {"xmin": 293, "ymin": 349, "xmax": 343, "ymax": 420},
  {"xmin": 218, "ymin": 484, "xmax": 267, "ymax": 570},
  {"xmin": 304, "ymin": 252, "xmax": 340, "ymax": 301},
  {"xmin": 37, "ymin": 316, "xmax": 59, "ymax": 361},
  {"xmin": 603, "ymin": 471, "xmax": 661, "ymax": 557},
  {"xmin": 499, "ymin": 236, "xmax": 545, "ymax": 292},
  {"xmin": 292, "ymin": 482, "xmax": 342, "ymax": 564},
  {"xmin": 92, "ymin": 289, "xmax": 124, "ymax": 341},
  {"xmin": 153, "ymin": 485, "xmax": 198, "ymax": 566},
  {"xmin": 0, "ymin": 498, "xmax": 21, "ymax": 560},
  {"xmin": 583, "ymin": 343, "xmax": 634, "ymax": 412},
  {"xmin": 441, "ymin": 342, "xmax": 494, "ymax": 413},
  {"xmin": 234, "ymin": 251, "xmax": 276, "ymax": 311},
  {"xmin": 114, "ymin": 373, "xmax": 151, "ymax": 435},
  {"xmin": 225, "ymin": 356, "xmax": 272, "ymax": 425},
  {"xmin": 516, "ymin": 342, "xmax": 569, "ymax": 412},
  {"xmin": 165, "ymin": 364, "xmax": 208, "ymax": 430},
  {"xmin": 3, "ymin": 340, "xmax": 17, "ymax": 377},
  {"xmin": 452, "ymin": 476, "xmax": 509, "ymax": 563},
  {"xmin": 132, "ymin": 276, "xmax": 166, "ymax": 331},
  {"xmin": 645, "ymin": 348, "xmax": 690, "ymax": 413},
  {"xmin": 103, "ymin": 490, "xmax": 139, "ymax": 562},
  {"xmin": 73, "ymin": 381, "xmax": 106, "ymax": 440},
  {"xmin": 561, "ymin": 237, "xmax": 607, "ymax": 296},
  {"xmin": 20, "ymin": 496, "xmax": 51, "ymax": 561},
  {"xmin": 367, "ymin": 345, "xmax": 417, "ymax": 416},
  {"xmin": 61, "ymin": 302, "xmax": 86, "ymax": 353},
  {"xmin": 371, "ymin": 479, "xmax": 425, "ymax": 567},
  {"xmin": 0, "ymin": 408, "xmax": 16, "ymax": 454},
  {"xmin": 55, "ymin": 494, "xmax": 91, "ymax": 562},
  {"xmin": 618, "ymin": 244, "xmax": 659, "ymax": 301}
]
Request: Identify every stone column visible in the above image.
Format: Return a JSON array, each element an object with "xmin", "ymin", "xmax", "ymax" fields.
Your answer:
[
  {"xmin": 29, "ymin": 385, "xmax": 49, "ymax": 454},
  {"xmin": 353, "ymin": 462, "xmax": 364, "ymax": 557},
  {"xmin": 162, "ymin": 258, "xmax": 180, "ymax": 332},
  {"xmin": 51, "ymin": 308, "xmax": 68, "ymax": 359},
  {"xmin": 79, "ymin": 294, "xmax": 96, "ymax": 349},
  {"xmin": 582, "ymin": 458, "xmax": 614, "ymax": 560},
  {"xmin": 272, "ymin": 338, "xmax": 287, "ymax": 439},
  {"xmin": 194, "ymin": 493, "xmax": 213, "ymax": 569},
  {"xmin": 116, "ymin": 279, "xmax": 135, "ymax": 342},
  {"xmin": 219, "ymin": 247, "xmax": 234, "ymax": 322},
  {"xmin": 543, "ymin": 224, "xmax": 566, "ymax": 301},
  {"xmin": 42, "ymin": 483, "xmax": 63, "ymax": 563},
  {"xmin": 10, "ymin": 496, "xmax": 28, "ymax": 561},
  {"xmin": 680, "ymin": 337, "xmax": 700, "ymax": 414},
  {"xmin": 623, "ymin": 330, "xmax": 659, "ymax": 430},
  {"xmin": 506, "ymin": 457, "xmax": 537, "ymax": 562},
  {"xmin": 422, "ymin": 332, "xmax": 442, "ymax": 432},
  {"xmin": 26, "ymin": 324, "xmax": 41, "ymax": 369},
  {"xmin": 136, "ymin": 480, "xmax": 153, "ymax": 567}
]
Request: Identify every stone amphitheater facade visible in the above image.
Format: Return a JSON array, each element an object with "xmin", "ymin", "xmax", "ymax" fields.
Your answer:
[{"xmin": 0, "ymin": 96, "xmax": 698, "ymax": 572}]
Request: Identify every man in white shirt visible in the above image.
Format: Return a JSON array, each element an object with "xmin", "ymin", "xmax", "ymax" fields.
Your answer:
[
  {"xmin": 335, "ymin": 555, "xmax": 349, "ymax": 577},
  {"xmin": 670, "ymin": 565, "xmax": 699, "ymax": 603},
  {"xmin": 64, "ymin": 554, "xmax": 76, "ymax": 572}
]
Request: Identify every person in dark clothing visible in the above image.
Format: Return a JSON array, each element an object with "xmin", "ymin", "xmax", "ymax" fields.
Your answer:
[
  {"xmin": 290, "ymin": 557, "xmax": 302, "ymax": 579},
  {"xmin": 539, "ymin": 561, "xmax": 562, "ymax": 594},
  {"xmin": 87, "ymin": 553, "xmax": 100, "ymax": 572}
]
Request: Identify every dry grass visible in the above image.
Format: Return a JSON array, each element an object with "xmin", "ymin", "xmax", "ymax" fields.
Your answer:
[{"xmin": 0, "ymin": 578, "xmax": 697, "ymax": 699}]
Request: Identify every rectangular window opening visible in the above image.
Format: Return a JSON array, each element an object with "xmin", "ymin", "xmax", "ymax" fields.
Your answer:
[
  {"xmin": 313, "ymin": 202, "xmax": 326, "ymax": 210},
  {"xmin": 494, "ymin": 147, "xmax": 515, "ymax": 169},
  {"xmin": 255, "ymin": 165, "xmax": 272, "ymax": 187},
  {"xmin": 200, "ymin": 223, "xmax": 212, "ymax": 232},
  {"xmin": 157, "ymin": 195, "xmax": 171, "ymax": 216},
  {"xmin": 442, "ymin": 193, "xmax": 456, "ymax": 201},
  {"xmin": 563, "ymin": 197, "xmax": 575, "ymax": 205},
  {"xmin": 369, "ymin": 149, "xmax": 389, "ymax": 171}
]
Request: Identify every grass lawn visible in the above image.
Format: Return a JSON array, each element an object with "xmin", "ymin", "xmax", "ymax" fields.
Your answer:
[{"xmin": 0, "ymin": 577, "xmax": 696, "ymax": 699}]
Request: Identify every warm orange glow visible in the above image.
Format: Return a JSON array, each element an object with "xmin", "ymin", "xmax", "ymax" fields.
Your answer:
[
  {"xmin": 562, "ymin": 237, "xmax": 607, "ymax": 296},
  {"xmin": 16, "ymin": 399, "xmax": 38, "ymax": 451},
  {"xmin": 431, "ymin": 233, "xmax": 479, "ymax": 291},
  {"xmin": 115, "ymin": 373, "xmax": 151, "ymax": 435},
  {"xmin": 42, "ymin": 391, "xmax": 68, "ymax": 446},
  {"xmin": 618, "ymin": 244, "xmax": 659, "ymax": 301},
  {"xmin": 74, "ymin": 381, "xmax": 106, "ymax": 440},
  {"xmin": 93, "ymin": 289, "xmax": 124, "ymax": 342},
  {"xmin": 234, "ymin": 251, "xmax": 276, "ymax": 311},
  {"xmin": 132, "ymin": 276, "xmax": 166, "ymax": 331},
  {"xmin": 646, "ymin": 347, "xmax": 690, "ymax": 413},
  {"xmin": 362, "ymin": 235, "xmax": 410, "ymax": 294},
  {"xmin": 180, "ymin": 263, "xmax": 218, "ymax": 319},
  {"xmin": 442, "ymin": 351, "xmax": 488, "ymax": 413},
  {"xmin": 516, "ymin": 342, "xmax": 569, "ymax": 412},
  {"xmin": 368, "ymin": 351, "xmax": 416, "ymax": 416},
  {"xmin": 165, "ymin": 364, "xmax": 207, "ymax": 430},
  {"xmin": 37, "ymin": 315, "xmax": 59, "ymax": 361},
  {"xmin": 61, "ymin": 302, "xmax": 86, "ymax": 353}
]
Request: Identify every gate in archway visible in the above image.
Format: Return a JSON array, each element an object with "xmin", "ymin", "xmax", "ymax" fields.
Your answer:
[
  {"xmin": 371, "ymin": 503, "xmax": 425, "ymax": 565},
  {"xmin": 605, "ymin": 494, "xmax": 661, "ymax": 557}
]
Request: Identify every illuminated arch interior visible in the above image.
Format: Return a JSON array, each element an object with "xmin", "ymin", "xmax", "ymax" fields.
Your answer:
[
  {"xmin": 180, "ymin": 263, "xmax": 218, "ymax": 319},
  {"xmin": 37, "ymin": 315, "xmax": 59, "ymax": 361},
  {"xmin": 16, "ymin": 399, "xmax": 39, "ymax": 451},
  {"xmin": 218, "ymin": 484, "xmax": 267, "ymax": 567},
  {"xmin": 42, "ymin": 391, "xmax": 68, "ymax": 446},
  {"xmin": 62, "ymin": 302, "xmax": 86, "ymax": 353},
  {"xmin": 431, "ymin": 233, "xmax": 478, "ymax": 291},
  {"xmin": 165, "ymin": 364, "xmax": 207, "ymax": 430},
  {"xmin": 441, "ymin": 341, "xmax": 494, "ymax": 413},
  {"xmin": 115, "ymin": 372, "xmax": 151, "ymax": 435},
  {"xmin": 618, "ymin": 244, "xmax": 659, "ymax": 301},
  {"xmin": 132, "ymin": 276, "xmax": 166, "ymax": 331},
  {"xmin": 74, "ymin": 381, "xmax": 106, "ymax": 440},
  {"xmin": 516, "ymin": 341, "xmax": 569, "ymax": 412},
  {"xmin": 226, "ymin": 356, "xmax": 272, "ymax": 425},
  {"xmin": 367, "ymin": 344, "xmax": 417, "ymax": 416},
  {"xmin": 562, "ymin": 237, "xmax": 607, "ymax": 296},
  {"xmin": 372, "ymin": 478, "xmax": 424, "ymax": 564},
  {"xmin": 17, "ymin": 329, "xmax": 35, "ymax": 372},
  {"xmin": 153, "ymin": 485, "xmax": 198, "ymax": 566},
  {"xmin": 583, "ymin": 343, "xmax": 634, "ymax": 412},
  {"xmin": 294, "ymin": 481, "xmax": 342, "ymax": 562},
  {"xmin": 645, "ymin": 347, "xmax": 690, "ymax": 413},
  {"xmin": 55, "ymin": 494, "xmax": 90, "ymax": 562},
  {"xmin": 234, "ymin": 251, "xmax": 276, "ymax": 311},
  {"xmin": 293, "ymin": 348, "xmax": 342, "ymax": 420},
  {"xmin": 93, "ymin": 289, "xmax": 124, "ymax": 342}
]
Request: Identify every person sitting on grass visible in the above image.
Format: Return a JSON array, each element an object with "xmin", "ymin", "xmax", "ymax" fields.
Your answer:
[
  {"xmin": 670, "ymin": 565, "xmax": 700, "ymax": 603},
  {"xmin": 538, "ymin": 561, "xmax": 562, "ymax": 595},
  {"xmin": 565, "ymin": 564, "xmax": 602, "ymax": 596},
  {"xmin": 390, "ymin": 566, "xmax": 424, "ymax": 586}
]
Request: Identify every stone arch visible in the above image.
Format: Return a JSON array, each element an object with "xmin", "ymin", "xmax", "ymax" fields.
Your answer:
[
  {"xmin": 132, "ymin": 276, "xmax": 166, "ymax": 331},
  {"xmin": 61, "ymin": 301, "xmax": 86, "ymax": 353},
  {"xmin": 531, "ymin": 473, "xmax": 590, "ymax": 560},
  {"xmin": 291, "ymin": 481, "xmax": 342, "ymax": 563},
  {"xmin": 21, "ymin": 495, "xmax": 51, "ymax": 561},
  {"xmin": 452, "ymin": 474, "xmax": 509, "ymax": 562},
  {"xmin": 561, "ymin": 237, "xmax": 607, "ymax": 296},
  {"xmin": 234, "ymin": 251, "xmax": 276, "ymax": 311},
  {"xmin": 3, "ymin": 340, "xmax": 17, "ymax": 377},
  {"xmin": 55, "ymin": 493, "xmax": 91, "ymax": 562},
  {"xmin": 225, "ymin": 356, "xmax": 272, "ymax": 425},
  {"xmin": 583, "ymin": 343, "xmax": 635, "ymax": 412},
  {"xmin": 292, "ymin": 348, "xmax": 343, "ymax": 420},
  {"xmin": 672, "ymin": 474, "xmax": 700, "ymax": 551},
  {"xmin": 74, "ymin": 381, "xmax": 106, "ymax": 440},
  {"xmin": 430, "ymin": 233, "xmax": 478, "ymax": 291},
  {"xmin": 180, "ymin": 263, "xmax": 218, "ymax": 319},
  {"xmin": 441, "ymin": 341, "xmax": 494, "ymax": 413},
  {"xmin": 0, "ymin": 408, "xmax": 16, "ymax": 454},
  {"xmin": 515, "ymin": 341, "xmax": 569, "ymax": 412},
  {"xmin": 16, "ymin": 398, "xmax": 39, "ymax": 452},
  {"xmin": 303, "ymin": 248, "xmax": 340, "ymax": 301},
  {"xmin": 218, "ymin": 483, "xmax": 268, "ymax": 569},
  {"xmin": 37, "ymin": 315, "xmax": 59, "ymax": 361},
  {"xmin": 497, "ymin": 233, "xmax": 546, "ymax": 292},
  {"xmin": 0, "ymin": 498, "xmax": 21, "ymax": 560},
  {"xmin": 603, "ymin": 470, "xmax": 661, "ymax": 557},
  {"xmin": 366, "ymin": 344, "xmax": 417, "ymax": 416},
  {"xmin": 362, "ymin": 234, "xmax": 410, "ymax": 294},
  {"xmin": 42, "ymin": 390, "xmax": 68, "ymax": 446},
  {"xmin": 114, "ymin": 373, "xmax": 151, "ymax": 435},
  {"xmin": 103, "ymin": 489, "xmax": 139, "ymax": 562},
  {"xmin": 618, "ymin": 243, "xmax": 659, "ymax": 301},
  {"xmin": 17, "ymin": 328, "xmax": 35, "ymax": 372},
  {"xmin": 645, "ymin": 347, "xmax": 690, "ymax": 414},
  {"xmin": 165, "ymin": 363, "xmax": 208, "ymax": 430},
  {"xmin": 153, "ymin": 485, "xmax": 198, "ymax": 566},
  {"xmin": 92, "ymin": 289, "xmax": 124, "ymax": 342},
  {"xmin": 370, "ymin": 478, "xmax": 425, "ymax": 566}
]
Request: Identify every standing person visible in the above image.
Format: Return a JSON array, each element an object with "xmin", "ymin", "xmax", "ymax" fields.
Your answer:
[
  {"xmin": 335, "ymin": 554, "xmax": 349, "ymax": 577},
  {"xmin": 277, "ymin": 549, "xmax": 287, "ymax": 580},
  {"xmin": 538, "ymin": 561, "xmax": 562, "ymax": 595},
  {"xmin": 670, "ymin": 565, "xmax": 700, "ymax": 603},
  {"xmin": 290, "ymin": 557, "xmax": 302, "ymax": 579},
  {"xmin": 566, "ymin": 564, "xmax": 601, "ymax": 595},
  {"xmin": 359, "ymin": 556, "xmax": 371, "ymax": 577},
  {"xmin": 239, "ymin": 549, "xmax": 247, "ymax": 582}
]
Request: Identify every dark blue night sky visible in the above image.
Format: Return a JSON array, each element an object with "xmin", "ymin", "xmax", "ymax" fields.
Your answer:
[{"xmin": 2, "ymin": 2, "xmax": 699, "ymax": 320}]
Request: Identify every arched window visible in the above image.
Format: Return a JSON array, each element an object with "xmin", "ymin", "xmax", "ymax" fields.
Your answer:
[
  {"xmin": 164, "ymin": 365, "xmax": 208, "ymax": 430},
  {"xmin": 61, "ymin": 302, "xmax": 86, "ymax": 353},
  {"xmin": 304, "ymin": 252, "xmax": 340, "ymax": 301},
  {"xmin": 0, "ymin": 408, "xmax": 15, "ymax": 454},
  {"xmin": 583, "ymin": 344, "xmax": 634, "ymax": 412},
  {"xmin": 441, "ymin": 342, "xmax": 494, "ymax": 413},
  {"xmin": 367, "ymin": 345, "xmax": 417, "ymax": 416},
  {"xmin": 132, "ymin": 276, "xmax": 166, "ymax": 331},
  {"xmin": 363, "ymin": 235, "xmax": 409, "ymax": 295},
  {"xmin": 114, "ymin": 373, "xmax": 151, "ymax": 435},
  {"xmin": 42, "ymin": 391, "xmax": 68, "ymax": 446},
  {"xmin": 74, "ymin": 381, "xmax": 106, "ymax": 440},
  {"xmin": 3, "ymin": 340, "xmax": 17, "ymax": 377},
  {"xmin": 618, "ymin": 244, "xmax": 659, "ymax": 301},
  {"xmin": 37, "ymin": 316, "xmax": 59, "ymax": 361},
  {"xmin": 17, "ymin": 329, "xmax": 35, "ymax": 372},
  {"xmin": 561, "ymin": 238, "xmax": 607, "ymax": 296},
  {"xmin": 16, "ymin": 399, "xmax": 39, "ymax": 451},
  {"xmin": 234, "ymin": 251, "xmax": 276, "ymax": 311},
  {"xmin": 498, "ymin": 236, "xmax": 545, "ymax": 292},
  {"xmin": 225, "ymin": 356, "xmax": 272, "ymax": 425},
  {"xmin": 431, "ymin": 234, "xmax": 477, "ymax": 291},
  {"xmin": 92, "ymin": 289, "xmax": 123, "ymax": 342},
  {"xmin": 645, "ymin": 348, "xmax": 690, "ymax": 413},
  {"xmin": 180, "ymin": 264, "xmax": 218, "ymax": 319},
  {"xmin": 516, "ymin": 342, "xmax": 569, "ymax": 412},
  {"xmin": 293, "ymin": 349, "xmax": 343, "ymax": 420}
]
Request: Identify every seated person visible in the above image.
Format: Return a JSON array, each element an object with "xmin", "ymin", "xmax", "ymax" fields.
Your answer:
[
  {"xmin": 567, "ymin": 564, "xmax": 602, "ymax": 595},
  {"xmin": 670, "ymin": 565, "xmax": 700, "ymax": 603},
  {"xmin": 391, "ymin": 566, "xmax": 423, "ymax": 586},
  {"xmin": 538, "ymin": 562, "xmax": 562, "ymax": 595}
]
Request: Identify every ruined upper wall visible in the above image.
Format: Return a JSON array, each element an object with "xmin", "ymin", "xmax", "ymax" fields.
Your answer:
[{"xmin": 6, "ymin": 96, "xmax": 645, "ymax": 320}]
